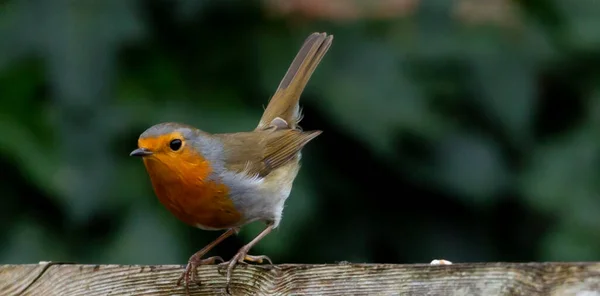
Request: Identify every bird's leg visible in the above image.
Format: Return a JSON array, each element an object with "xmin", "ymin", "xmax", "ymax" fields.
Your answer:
[
  {"xmin": 177, "ymin": 227, "xmax": 239, "ymax": 295},
  {"xmin": 219, "ymin": 223, "xmax": 274, "ymax": 293}
]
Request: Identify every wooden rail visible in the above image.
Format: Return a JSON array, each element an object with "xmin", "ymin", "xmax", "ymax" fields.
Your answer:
[{"xmin": 1, "ymin": 262, "xmax": 599, "ymax": 295}]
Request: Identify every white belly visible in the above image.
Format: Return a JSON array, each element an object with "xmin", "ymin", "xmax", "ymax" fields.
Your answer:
[{"xmin": 220, "ymin": 161, "xmax": 300, "ymax": 228}]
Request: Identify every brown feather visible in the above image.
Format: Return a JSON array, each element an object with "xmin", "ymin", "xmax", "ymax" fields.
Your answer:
[
  {"xmin": 214, "ymin": 32, "xmax": 331, "ymax": 179},
  {"xmin": 215, "ymin": 129, "xmax": 321, "ymax": 177},
  {"xmin": 257, "ymin": 32, "xmax": 333, "ymax": 130}
]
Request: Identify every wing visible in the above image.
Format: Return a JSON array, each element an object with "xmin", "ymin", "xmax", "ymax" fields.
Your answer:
[{"xmin": 216, "ymin": 129, "xmax": 322, "ymax": 178}]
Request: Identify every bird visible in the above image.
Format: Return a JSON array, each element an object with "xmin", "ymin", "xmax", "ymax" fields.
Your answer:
[{"xmin": 130, "ymin": 32, "xmax": 333, "ymax": 294}]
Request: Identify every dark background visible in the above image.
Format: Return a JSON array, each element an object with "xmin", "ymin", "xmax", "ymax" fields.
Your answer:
[{"xmin": 1, "ymin": 0, "xmax": 600, "ymax": 266}]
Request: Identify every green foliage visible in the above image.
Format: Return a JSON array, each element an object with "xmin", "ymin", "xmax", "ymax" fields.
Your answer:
[{"xmin": 1, "ymin": 0, "xmax": 600, "ymax": 266}]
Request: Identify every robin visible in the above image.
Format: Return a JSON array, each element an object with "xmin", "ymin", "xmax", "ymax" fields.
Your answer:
[{"xmin": 130, "ymin": 32, "xmax": 333, "ymax": 294}]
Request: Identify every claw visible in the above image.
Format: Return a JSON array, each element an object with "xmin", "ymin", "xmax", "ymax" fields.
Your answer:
[
  {"xmin": 218, "ymin": 223, "xmax": 275, "ymax": 294},
  {"xmin": 244, "ymin": 254, "xmax": 273, "ymax": 265},
  {"xmin": 176, "ymin": 256, "xmax": 224, "ymax": 295},
  {"xmin": 172, "ymin": 228, "xmax": 238, "ymax": 295},
  {"xmin": 219, "ymin": 248, "xmax": 273, "ymax": 294}
]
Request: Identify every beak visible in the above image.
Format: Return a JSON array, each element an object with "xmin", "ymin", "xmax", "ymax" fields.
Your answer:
[{"xmin": 130, "ymin": 148, "xmax": 153, "ymax": 157}]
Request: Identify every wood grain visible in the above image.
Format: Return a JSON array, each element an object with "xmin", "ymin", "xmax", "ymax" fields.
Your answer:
[{"xmin": 1, "ymin": 262, "xmax": 600, "ymax": 295}]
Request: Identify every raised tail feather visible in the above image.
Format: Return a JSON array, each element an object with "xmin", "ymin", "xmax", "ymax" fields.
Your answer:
[{"xmin": 256, "ymin": 32, "xmax": 333, "ymax": 131}]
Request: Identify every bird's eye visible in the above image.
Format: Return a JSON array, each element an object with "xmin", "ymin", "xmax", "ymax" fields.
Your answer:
[{"xmin": 169, "ymin": 139, "xmax": 182, "ymax": 151}]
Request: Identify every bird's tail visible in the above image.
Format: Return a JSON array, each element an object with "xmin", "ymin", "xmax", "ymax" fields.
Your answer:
[{"xmin": 256, "ymin": 32, "xmax": 333, "ymax": 131}]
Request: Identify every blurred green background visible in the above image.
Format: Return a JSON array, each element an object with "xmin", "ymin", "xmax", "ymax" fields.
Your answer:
[{"xmin": 1, "ymin": 0, "xmax": 600, "ymax": 266}]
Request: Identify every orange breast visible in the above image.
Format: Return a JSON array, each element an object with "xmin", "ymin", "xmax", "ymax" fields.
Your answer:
[{"xmin": 142, "ymin": 154, "xmax": 242, "ymax": 230}]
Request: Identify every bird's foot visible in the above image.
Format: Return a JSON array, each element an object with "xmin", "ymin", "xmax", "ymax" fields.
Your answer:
[
  {"xmin": 218, "ymin": 247, "xmax": 273, "ymax": 294},
  {"xmin": 177, "ymin": 255, "xmax": 224, "ymax": 295}
]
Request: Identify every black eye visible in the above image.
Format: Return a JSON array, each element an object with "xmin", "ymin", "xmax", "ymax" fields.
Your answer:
[{"xmin": 169, "ymin": 139, "xmax": 182, "ymax": 151}]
